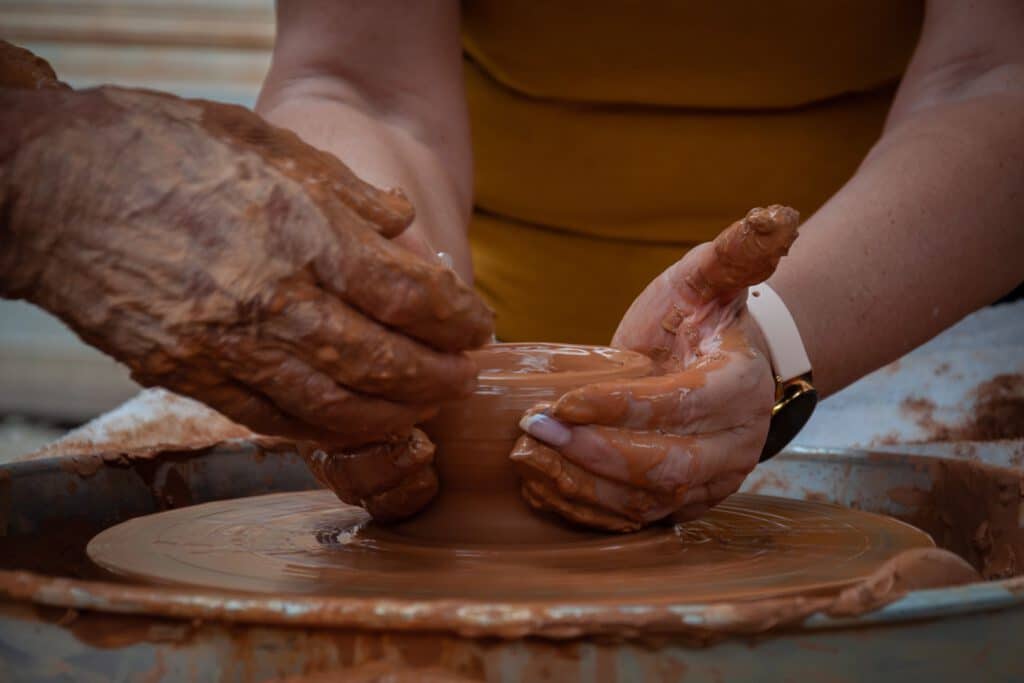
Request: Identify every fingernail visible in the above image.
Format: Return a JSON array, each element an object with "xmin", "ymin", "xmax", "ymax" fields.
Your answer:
[{"xmin": 520, "ymin": 413, "xmax": 573, "ymax": 447}]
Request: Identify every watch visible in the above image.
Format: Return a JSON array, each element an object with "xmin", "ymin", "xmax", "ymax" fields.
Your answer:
[{"xmin": 745, "ymin": 283, "xmax": 818, "ymax": 461}]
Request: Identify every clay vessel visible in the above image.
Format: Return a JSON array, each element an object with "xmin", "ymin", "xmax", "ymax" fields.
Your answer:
[{"xmin": 391, "ymin": 343, "xmax": 652, "ymax": 545}]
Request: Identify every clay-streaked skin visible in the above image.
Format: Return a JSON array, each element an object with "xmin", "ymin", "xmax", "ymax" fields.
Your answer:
[
  {"xmin": 0, "ymin": 41, "xmax": 69, "ymax": 91},
  {"xmin": 301, "ymin": 429, "xmax": 439, "ymax": 522},
  {"xmin": 0, "ymin": 44, "xmax": 493, "ymax": 466},
  {"xmin": 394, "ymin": 343, "xmax": 653, "ymax": 542},
  {"xmin": 517, "ymin": 207, "xmax": 799, "ymax": 531}
]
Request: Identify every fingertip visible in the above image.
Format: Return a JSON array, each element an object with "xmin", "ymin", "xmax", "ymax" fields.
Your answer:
[
  {"xmin": 551, "ymin": 388, "xmax": 603, "ymax": 425},
  {"xmin": 373, "ymin": 187, "xmax": 416, "ymax": 238},
  {"xmin": 746, "ymin": 204, "xmax": 800, "ymax": 235},
  {"xmin": 519, "ymin": 413, "xmax": 573, "ymax": 447}
]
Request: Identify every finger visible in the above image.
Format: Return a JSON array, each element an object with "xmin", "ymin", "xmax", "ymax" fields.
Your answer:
[
  {"xmin": 216, "ymin": 336, "xmax": 437, "ymax": 447},
  {"xmin": 312, "ymin": 220, "xmax": 494, "ymax": 352},
  {"xmin": 185, "ymin": 98, "xmax": 491, "ymax": 350},
  {"xmin": 612, "ymin": 207, "xmax": 799, "ymax": 354},
  {"xmin": 510, "ymin": 435, "xmax": 675, "ymax": 524},
  {"xmin": 291, "ymin": 137, "xmax": 417, "ymax": 239},
  {"xmin": 551, "ymin": 348, "xmax": 770, "ymax": 431},
  {"xmin": 678, "ymin": 205, "xmax": 800, "ymax": 304},
  {"xmin": 520, "ymin": 477, "xmax": 642, "ymax": 533},
  {"xmin": 521, "ymin": 416, "xmax": 765, "ymax": 496},
  {"xmin": 133, "ymin": 362, "xmax": 353, "ymax": 443},
  {"xmin": 196, "ymin": 100, "xmax": 415, "ymax": 237},
  {"xmin": 264, "ymin": 282, "xmax": 480, "ymax": 403},
  {"xmin": 364, "ymin": 465, "xmax": 439, "ymax": 522},
  {"xmin": 303, "ymin": 428, "xmax": 435, "ymax": 503}
]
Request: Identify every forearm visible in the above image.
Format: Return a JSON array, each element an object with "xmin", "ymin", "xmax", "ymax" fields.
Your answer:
[
  {"xmin": 770, "ymin": 88, "xmax": 1024, "ymax": 397},
  {"xmin": 255, "ymin": 1, "xmax": 473, "ymax": 280}
]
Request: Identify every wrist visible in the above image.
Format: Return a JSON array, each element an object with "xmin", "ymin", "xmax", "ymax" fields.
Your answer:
[
  {"xmin": 765, "ymin": 267, "xmax": 832, "ymax": 397},
  {"xmin": 746, "ymin": 283, "xmax": 813, "ymax": 384}
]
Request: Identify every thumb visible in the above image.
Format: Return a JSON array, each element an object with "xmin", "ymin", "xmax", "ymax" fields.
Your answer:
[
  {"xmin": 612, "ymin": 205, "xmax": 800, "ymax": 351},
  {"xmin": 197, "ymin": 99, "xmax": 415, "ymax": 239},
  {"xmin": 678, "ymin": 205, "xmax": 801, "ymax": 305}
]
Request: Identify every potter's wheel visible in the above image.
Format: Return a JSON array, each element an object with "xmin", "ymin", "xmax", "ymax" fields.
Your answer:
[{"xmin": 87, "ymin": 490, "xmax": 932, "ymax": 603}]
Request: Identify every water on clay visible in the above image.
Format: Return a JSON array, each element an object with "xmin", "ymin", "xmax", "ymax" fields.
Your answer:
[
  {"xmin": 86, "ymin": 490, "xmax": 933, "ymax": 603},
  {"xmin": 85, "ymin": 343, "xmax": 933, "ymax": 603}
]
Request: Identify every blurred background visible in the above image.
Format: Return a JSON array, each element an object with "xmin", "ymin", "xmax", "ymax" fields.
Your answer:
[{"xmin": 0, "ymin": 0, "xmax": 275, "ymax": 459}]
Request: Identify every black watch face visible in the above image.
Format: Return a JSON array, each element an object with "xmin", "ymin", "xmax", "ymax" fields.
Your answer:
[{"xmin": 759, "ymin": 388, "xmax": 818, "ymax": 462}]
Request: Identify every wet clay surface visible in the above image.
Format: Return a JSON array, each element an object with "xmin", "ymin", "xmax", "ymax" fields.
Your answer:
[
  {"xmin": 313, "ymin": 343, "xmax": 653, "ymax": 543},
  {"xmin": 86, "ymin": 490, "xmax": 932, "ymax": 604},
  {"xmin": 2, "ymin": 447, "xmax": 1003, "ymax": 639},
  {"xmin": 893, "ymin": 456, "xmax": 1024, "ymax": 580}
]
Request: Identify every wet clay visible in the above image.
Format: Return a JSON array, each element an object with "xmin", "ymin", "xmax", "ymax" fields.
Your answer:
[
  {"xmin": 684, "ymin": 205, "xmax": 800, "ymax": 304},
  {"xmin": 2, "ymin": 447, "xmax": 1009, "ymax": 641},
  {"xmin": 86, "ymin": 489, "xmax": 933, "ymax": 605},
  {"xmin": 313, "ymin": 344, "xmax": 647, "ymax": 548},
  {"xmin": 891, "ymin": 456, "xmax": 1024, "ymax": 580},
  {"xmin": 385, "ymin": 343, "xmax": 652, "ymax": 544}
]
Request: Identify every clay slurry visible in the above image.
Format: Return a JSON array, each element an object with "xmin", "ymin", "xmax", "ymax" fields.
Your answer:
[
  {"xmin": 86, "ymin": 489, "xmax": 935, "ymax": 603},
  {"xmin": 390, "ymin": 343, "xmax": 654, "ymax": 544}
]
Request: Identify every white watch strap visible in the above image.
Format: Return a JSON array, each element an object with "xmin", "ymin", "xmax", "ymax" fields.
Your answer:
[{"xmin": 746, "ymin": 283, "xmax": 812, "ymax": 382}]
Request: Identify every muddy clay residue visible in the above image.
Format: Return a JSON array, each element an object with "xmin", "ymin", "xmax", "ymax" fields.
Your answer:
[
  {"xmin": 389, "ymin": 343, "xmax": 652, "ymax": 544},
  {"xmin": 272, "ymin": 661, "xmax": 479, "ymax": 683},
  {"xmin": 0, "ymin": 450, "xmax": 1015, "ymax": 641},
  {"xmin": 84, "ymin": 490, "xmax": 933, "ymax": 607},
  {"xmin": 894, "ymin": 457, "xmax": 1024, "ymax": 580},
  {"xmin": 0, "ymin": 545, "xmax": 978, "ymax": 643},
  {"xmin": 709, "ymin": 547, "xmax": 978, "ymax": 634},
  {"xmin": 18, "ymin": 389, "xmax": 254, "ymax": 471},
  {"xmin": 900, "ymin": 373, "xmax": 1024, "ymax": 442}
]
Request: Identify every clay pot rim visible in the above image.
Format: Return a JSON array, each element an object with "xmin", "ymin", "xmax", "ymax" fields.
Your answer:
[{"xmin": 469, "ymin": 342, "xmax": 653, "ymax": 386}]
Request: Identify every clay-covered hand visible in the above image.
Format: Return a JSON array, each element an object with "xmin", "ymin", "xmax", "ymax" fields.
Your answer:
[
  {"xmin": 512, "ymin": 206, "xmax": 800, "ymax": 531},
  {"xmin": 301, "ymin": 428, "xmax": 441, "ymax": 521},
  {"xmin": 0, "ymin": 75, "xmax": 493, "ymax": 453}
]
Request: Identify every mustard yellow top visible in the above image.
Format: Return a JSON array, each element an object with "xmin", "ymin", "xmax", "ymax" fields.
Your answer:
[{"xmin": 463, "ymin": 1, "xmax": 923, "ymax": 344}]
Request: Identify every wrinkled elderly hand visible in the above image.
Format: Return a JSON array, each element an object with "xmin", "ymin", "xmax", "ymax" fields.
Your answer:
[
  {"xmin": 0, "ymin": 45, "xmax": 493, "ymax": 520},
  {"xmin": 512, "ymin": 206, "xmax": 799, "ymax": 531}
]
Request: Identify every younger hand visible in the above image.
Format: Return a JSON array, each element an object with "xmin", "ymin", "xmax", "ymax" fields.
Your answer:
[{"xmin": 512, "ymin": 206, "xmax": 799, "ymax": 531}]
